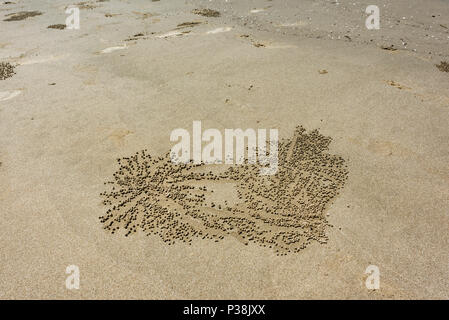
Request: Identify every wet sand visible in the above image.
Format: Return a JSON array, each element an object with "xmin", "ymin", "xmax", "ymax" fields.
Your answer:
[{"xmin": 1, "ymin": 0, "xmax": 449, "ymax": 299}]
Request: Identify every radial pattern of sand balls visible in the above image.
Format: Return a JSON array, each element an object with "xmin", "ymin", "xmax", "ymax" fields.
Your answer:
[{"xmin": 99, "ymin": 126, "xmax": 349, "ymax": 255}]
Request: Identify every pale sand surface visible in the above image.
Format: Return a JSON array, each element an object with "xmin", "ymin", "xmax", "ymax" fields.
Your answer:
[{"xmin": 1, "ymin": 0, "xmax": 448, "ymax": 299}]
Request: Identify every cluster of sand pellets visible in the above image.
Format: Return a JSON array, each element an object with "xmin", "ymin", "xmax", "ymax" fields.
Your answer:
[
  {"xmin": 436, "ymin": 61, "xmax": 449, "ymax": 73},
  {"xmin": 0, "ymin": 62, "xmax": 15, "ymax": 80},
  {"xmin": 192, "ymin": 9, "xmax": 220, "ymax": 17},
  {"xmin": 99, "ymin": 126, "xmax": 349, "ymax": 255}
]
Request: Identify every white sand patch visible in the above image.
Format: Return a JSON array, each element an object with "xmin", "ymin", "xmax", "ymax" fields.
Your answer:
[
  {"xmin": 265, "ymin": 44, "xmax": 298, "ymax": 49},
  {"xmin": 156, "ymin": 31, "xmax": 183, "ymax": 38},
  {"xmin": 277, "ymin": 21, "xmax": 307, "ymax": 27},
  {"xmin": 206, "ymin": 27, "xmax": 232, "ymax": 34},
  {"xmin": 250, "ymin": 9, "xmax": 265, "ymax": 13},
  {"xmin": 0, "ymin": 90, "xmax": 22, "ymax": 101},
  {"xmin": 20, "ymin": 55, "xmax": 67, "ymax": 65},
  {"xmin": 100, "ymin": 44, "xmax": 127, "ymax": 54}
]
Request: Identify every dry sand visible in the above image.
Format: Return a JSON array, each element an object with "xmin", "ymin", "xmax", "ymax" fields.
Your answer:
[{"xmin": 1, "ymin": 0, "xmax": 449, "ymax": 299}]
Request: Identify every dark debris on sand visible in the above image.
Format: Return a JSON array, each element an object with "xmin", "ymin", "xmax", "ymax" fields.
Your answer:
[
  {"xmin": 436, "ymin": 61, "xmax": 449, "ymax": 73},
  {"xmin": 125, "ymin": 32, "xmax": 146, "ymax": 41},
  {"xmin": 0, "ymin": 62, "xmax": 15, "ymax": 80},
  {"xmin": 192, "ymin": 8, "xmax": 220, "ymax": 17},
  {"xmin": 4, "ymin": 11, "xmax": 42, "ymax": 21},
  {"xmin": 381, "ymin": 45, "xmax": 397, "ymax": 51},
  {"xmin": 177, "ymin": 21, "xmax": 202, "ymax": 28},
  {"xmin": 76, "ymin": 1, "xmax": 97, "ymax": 9},
  {"xmin": 48, "ymin": 24, "xmax": 66, "ymax": 30}
]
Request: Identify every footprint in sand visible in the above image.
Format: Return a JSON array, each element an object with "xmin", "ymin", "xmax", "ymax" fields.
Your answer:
[{"xmin": 106, "ymin": 129, "xmax": 133, "ymax": 147}]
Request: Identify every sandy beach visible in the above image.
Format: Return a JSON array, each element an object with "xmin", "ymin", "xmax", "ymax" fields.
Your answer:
[{"xmin": 1, "ymin": 0, "xmax": 449, "ymax": 299}]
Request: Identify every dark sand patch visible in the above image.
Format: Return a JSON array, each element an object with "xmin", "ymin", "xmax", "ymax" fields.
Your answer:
[
  {"xmin": 133, "ymin": 11, "xmax": 156, "ymax": 19},
  {"xmin": 100, "ymin": 126, "xmax": 348, "ymax": 255},
  {"xmin": 125, "ymin": 33, "xmax": 146, "ymax": 41},
  {"xmin": 177, "ymin": 21, "xmax": 202, "ymax": 28},
  {"xmin": 76, "ymin": 2, "xmax": 97, "ymax": 10},
  {"xmin": 0, "ymin": 62, "xmax": 15, "ymax": 80},
  {"xmin": 381, "ymin": 45, "xmax": 398, "ymax": 52},
  {"xmin": 386, "ymin": 80, "xmax": 410, "ymax": 90},
  {"xmin": 4, "ymin": 11, "xmax": 42, "ymax": 21},
  {"xmin": 192, "ymin": 8, "xmax": 220, "ymax": 17},
  {"xmin": 47, "ymin": 24, "xmax": 66, "ymax": 30}
]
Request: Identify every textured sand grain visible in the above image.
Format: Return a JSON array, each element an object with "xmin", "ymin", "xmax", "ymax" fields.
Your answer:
[{"xmin": 1, "ymin": 0, "xmax": 448, "ymax": 299}]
